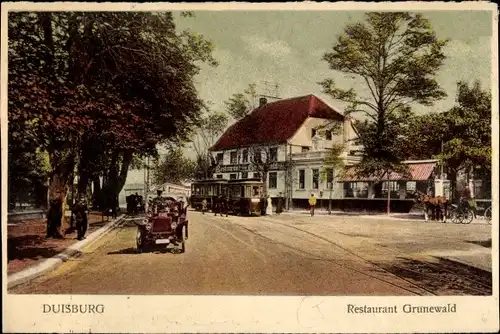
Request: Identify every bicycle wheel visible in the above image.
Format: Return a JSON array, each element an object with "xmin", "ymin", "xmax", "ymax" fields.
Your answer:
[
  {"xmin": 484, "ymin": 206, "xmax": 492, "ymax": 224},
  {"xmin": 461, "ymin": 209, "xmax": 474, "ymax": 224}
]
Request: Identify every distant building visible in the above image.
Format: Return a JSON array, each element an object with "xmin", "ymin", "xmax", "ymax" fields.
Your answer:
[
  {"xmin": 150, "ymin": 182, "xmax": 191, "ymax": 199},
  {"xmin": 208, "ymin": 94, "xmax": 362, "ymax": 202}
]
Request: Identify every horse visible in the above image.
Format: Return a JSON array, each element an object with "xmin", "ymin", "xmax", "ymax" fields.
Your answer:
[{"xmin": 412, "ymin": 190, "xmax": 449, "ymax": 223}]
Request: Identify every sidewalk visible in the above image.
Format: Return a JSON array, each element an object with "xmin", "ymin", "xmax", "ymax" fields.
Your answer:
[
  {"xmin": 7, "ymin": 212, "xmax": 115, "ymax": 275},
  {"xmin": 280, "ymin": 209, "xmax": 423, "ymax": 221},
  {"xmin": 279, "ymin": 209, "xmax": 490, "ymax": 224}
]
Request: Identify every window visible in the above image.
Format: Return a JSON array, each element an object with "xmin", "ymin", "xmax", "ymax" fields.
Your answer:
[
  {"xmin": 299, "ymin": 170, "xmax": 305, "ymax": 189},
  {"xmin": 254, "ymin": 150, "xmax": 262, "ymax": 163},
  {"xmin": 269, "ymin": 172, "xmax": 277, "ymax": 189},
  {"xmin": 230, "ymin": 173, "xmax": 237, "ymax": 180},
  {"xmin": 326, "ymin": 130, "xmax": 332, "ymax": 140},
  {"xmin": 326, "ymin": 168, "xmax": 334, "ymax": 189},
  {"xmin": 230, "ymin": 151, "xmax": 237, "ymax": 164},
  {"xmin": 301, "ymin": 146, "xmax": 310, "ymax": 153},
  {"xmin": 311, "ymin": 129, "xmax": 317, "ymax": 138},
  {"xmin": 241, "ymin": 172, "xmax": 248, "ymax": 179},
  {"xmin": 216, "ymin": 174, "xmax": 223, "ymax": 179},
  {"xmin": 216, "ymin": 153, "xmax": 223, "ymax": 163},
  {"xmin": 242, "ymin": 149, "xmax": 248, "ymax": 163},
  {"xmin": 312, "ymin": 169, "xmax": 319, "ymax": 189},
  {"xmin": 269, "ymin": 147, "xmax": 278, "ymax": 162},
  {"xmin": 253, "ymin": 172, "xmax": 261, "ymax": 179}
]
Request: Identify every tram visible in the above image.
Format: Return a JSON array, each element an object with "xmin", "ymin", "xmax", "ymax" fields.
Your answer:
[
  {"xmin": 190, "ymin": 178, "xmax": 266, "ymax": 216},
  {"xmin": 227, "ymin": 178, "xmax": 266, "ymax": 216},
  {"xmin": 190, "ymin": 179, "xmax": 228, "ymax": 211}
]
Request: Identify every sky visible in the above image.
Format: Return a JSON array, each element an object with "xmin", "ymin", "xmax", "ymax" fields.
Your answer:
[
  {"xmin": 126, "ymin": 9, "xmax": 493, "ymax": 185},
  {"xmin": 174, "ymin": 10, "xmax": 492, "ymax": 117}
]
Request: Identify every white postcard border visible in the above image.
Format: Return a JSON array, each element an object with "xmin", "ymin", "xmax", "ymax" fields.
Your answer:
[{"xmin": 2, "ymin": 2, "xmax": 499, "ymax": 333}]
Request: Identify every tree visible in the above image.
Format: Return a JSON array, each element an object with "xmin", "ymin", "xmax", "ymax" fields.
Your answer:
[
  {"xmin": 152, "ymin": 148, "xmax": 196, "ymax": 185},
  {"xmin": 404, "ymin": 81, "xmax": 491, "ymax": 199},
  {"xmin": 191, "ymin": 107, "xmax": 229, "ymax": 179},
  {"xmin": 319, "ymin": 12, "xmax": 448, "ymax": 181},
  {"xmin": 247, "ymin": 145, "xmax": 275, "ymax": 196},
  {"xmin": 224, "ymin": 83, "xmax": 258, "ymax": 120},
  {"xmin": 320, "ymin": 142, "xmax": 345, "ymax": 213},
  {"xmin": 8, "ymin": 12, "xmax": 217, "ymax": 231}
]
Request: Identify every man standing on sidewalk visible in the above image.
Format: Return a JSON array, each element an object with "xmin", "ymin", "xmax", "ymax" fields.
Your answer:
[
  {"xmin": 308, "ymin": 193, "xmax": 317, "ymax": 217},
  {"xmin": 73, "ymin": 196, "xmax": 89, "ymax": 241}
]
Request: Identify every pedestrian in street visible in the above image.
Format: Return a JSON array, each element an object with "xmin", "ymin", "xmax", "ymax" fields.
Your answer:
[
  {"xmin": 73, "ymin": 196, "xmax": 89, "ymax": 241},
  {"xmin": 308, "ymin": 193, "xmax": 317, "ymax": 217},
  {"xmin": 276, "ymin": 192, "xmax": 284, "ymax": 215},
  {"xmin": 201, "ymin": 198, "xmax": 208, "ymax": 214}
]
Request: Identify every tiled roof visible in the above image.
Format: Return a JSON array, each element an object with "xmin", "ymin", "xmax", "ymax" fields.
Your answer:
[
  {"xmin": 209, "ymin": 94, "xmax": 344, "ymax": 151},
  {"xmin": 339, "ymin": 162, "xmax": 437, "ymax": 182},
  {"xmin": 389, "ymin": 163, "xmax": 437, "ymax": 181}
]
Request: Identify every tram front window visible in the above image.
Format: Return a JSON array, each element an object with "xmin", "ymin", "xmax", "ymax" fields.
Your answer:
[{"xmin": 252, "ymin": 186, "xmax": 260, "ymax": 197}]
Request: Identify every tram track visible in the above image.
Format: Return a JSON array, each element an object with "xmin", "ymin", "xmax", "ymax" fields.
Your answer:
[
  {"xmin": 308, "ymin": 218, "xmax": 493, "ymax": 295},
  {"xmin": 209, "ymin": 214, "xmax": 434, "ymax": 295},
  {"xmin": 256, "ymin": 216, "xmax": 492, "ymax": 296}
]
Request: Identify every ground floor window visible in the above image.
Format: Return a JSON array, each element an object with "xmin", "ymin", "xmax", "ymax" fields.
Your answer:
[
  {"xmin": 241, "ymin": 172, "xmax": 248, "ymax": 179},
  {"xmin": 299, "ymin": 169, "xmax": 305, "ymax": 189},
  {"xmin": 326, "ymin": 168, "xmax": 334, "ymax": 188},
  {"xmin": 253, "ymin": 172, "xmax": 261, "ymax": 179},
  {"xmin": 312, "ymin": 169, "xmax": 319, "ymax": 189},
  {"xmin": 230, "ymin": 173, "xmax": 237, "ymax": 180},
  {"xmin": 216, "ymin": 174, "xmax": 223, "ymax": 179},
  {"xmin": 269, "ymin": 172, "xmax": 277, "ymax": 189}
]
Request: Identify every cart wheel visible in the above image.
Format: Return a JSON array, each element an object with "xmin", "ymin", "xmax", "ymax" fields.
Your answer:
[
  {"xmin": 484, "ymin": 207, "xmax": 492, "ymax": 224},
  {"xmin": 450, "ymin": 211, "xmax": 461, "ymax": 224},
  {"xmin": 462, "ymin": 210, "xmax": 473, "ymax": 224}
]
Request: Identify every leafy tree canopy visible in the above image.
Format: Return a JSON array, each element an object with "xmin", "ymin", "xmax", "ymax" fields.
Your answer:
[
  {"xmin": 319, "ymin": 12, "xmax": 448, "ymax": 177},
  {"xmin": 224, "ymin": 83, "xmax": 258, "ymax": 120},
  {"xmin": 152, "ymin": 148, "xmax": 196, "ymax": 185},
  {"xmin": 405, "ymin": 80, "xmax": 491, "ymax": 179},
  {"xmin": 8, "ymin": 11, "xmax": 217, "ymax": 205}
]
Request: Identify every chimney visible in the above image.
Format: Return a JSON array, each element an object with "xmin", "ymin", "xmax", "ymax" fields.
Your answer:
[{"xmin": 259, "ymin": 97, "xmax": 267, "ymax": 107}]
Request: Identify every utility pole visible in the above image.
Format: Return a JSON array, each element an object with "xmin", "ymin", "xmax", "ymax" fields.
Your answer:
[
  {"xmin": 440, "ymin": 139, "xmax": 444, "ymax": 179},
  {"xmin": 144, "ymin": 157, "xmax": 150, "ymax": 213},
  {"xmin": 387, "ymin": 171, "xmax": 391, "ymax": 215}
]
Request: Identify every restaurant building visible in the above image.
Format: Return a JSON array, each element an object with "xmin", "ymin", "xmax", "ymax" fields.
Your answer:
[{"xmin": 208, "ymin": 94, "xmax": 362, "ymax": 207}]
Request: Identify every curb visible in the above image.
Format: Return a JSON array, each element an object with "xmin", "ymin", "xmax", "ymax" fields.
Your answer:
[
  {"xmin": 280, "ymin": 211, "xmax": 424, "ymax": 221},
  {"xmin": 7, "ymin": 214, "xmax": 126, "ymax": 290}
]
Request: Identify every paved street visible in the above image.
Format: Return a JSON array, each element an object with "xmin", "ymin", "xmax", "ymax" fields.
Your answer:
[{"xmin": 10, "ymin": 211, "xmax": 492, "ymax": 296}]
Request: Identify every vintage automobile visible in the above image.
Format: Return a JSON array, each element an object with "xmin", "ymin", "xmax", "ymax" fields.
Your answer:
[
  {"xmin": 190, "ymin": 179, "xmax": 229, "ymax": 212},
  {"xmin": 135, "ymin": 197, "xmax": 188, "ymax": 253},
  {"xmin": 227, "ymin": 178, "xmax": 266, "ymax": 216}
]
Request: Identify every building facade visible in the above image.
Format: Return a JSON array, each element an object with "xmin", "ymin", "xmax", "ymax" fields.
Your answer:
[{"xmin": 209, "ymin": 94, "xmax": 362, "ymax": 203}]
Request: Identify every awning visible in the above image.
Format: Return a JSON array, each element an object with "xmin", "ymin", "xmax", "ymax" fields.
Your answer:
[{"xmin": 338, "ymin": 162, "xmax": 437, "ymax": 182}]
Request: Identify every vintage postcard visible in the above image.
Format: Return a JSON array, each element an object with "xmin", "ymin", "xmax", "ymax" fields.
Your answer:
[{"xmin": 2, "ymin": 1, "xmax": 498, "ymax": 333}]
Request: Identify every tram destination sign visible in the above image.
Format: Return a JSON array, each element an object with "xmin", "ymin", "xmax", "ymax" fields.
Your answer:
[{"xmin": 215, "ymin": 162, "xmax": 287, "ymax": 173}]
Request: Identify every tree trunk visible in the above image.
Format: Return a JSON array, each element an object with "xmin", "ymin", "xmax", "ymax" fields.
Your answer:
[
  {"xmin": 92, "ymin": 176, "xmax": 102, "ymax": 210},
  {"xmin": 116, "ymin": 150, "xmax": 133, "ymax": 195},
  {"xmin": 447, "ymin": 169, "xmax": 458, "ymax": 202},
  {"xmin": 47, "ymin": 172, "xmax": 69, "ymax": 238}
]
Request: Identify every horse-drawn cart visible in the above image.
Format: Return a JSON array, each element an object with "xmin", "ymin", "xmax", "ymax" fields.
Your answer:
[{"xmin": 135, "ymin": 198, "xmax": 188, "ymax": 253}]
